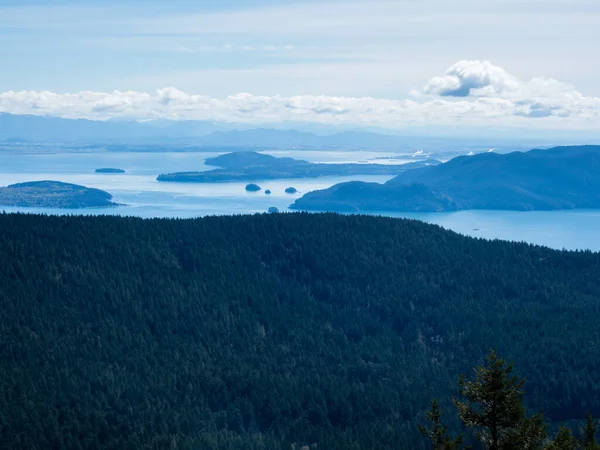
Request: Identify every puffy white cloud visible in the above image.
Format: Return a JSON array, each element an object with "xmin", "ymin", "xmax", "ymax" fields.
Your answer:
[
  {"xmin": 0, "ymin": 61, "xmax": 599, "ymax": 130},
  {"xmin": 421, "ymin": 60, "xmax": 600, "ymax": 125},
  {"xmin": 424, "ymin": 60, "xmax": 521, "ymax": 97},
  {"xmin": 424, "ymin": 61, "xmax": 594, "ymax": 104}
]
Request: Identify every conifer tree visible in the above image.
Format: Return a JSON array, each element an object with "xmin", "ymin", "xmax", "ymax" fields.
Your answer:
[
  {"xmin": 453, "ymin": 350, "xmax": 547, "ymax": 450},
  {"xmin": 418, "ymin": 399, "xmax": 465, "ymax": 450},
  {"xmin": 545, "ymin": 426, "xmax": 577, "ymax": 450},
  {"xmin": 580, "ymin": 412, "xmax": 599, "ymax": 450}
]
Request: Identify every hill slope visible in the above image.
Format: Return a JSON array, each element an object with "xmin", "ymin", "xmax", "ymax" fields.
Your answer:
[
  {"xmin": 1, "ymin": 213, "xmax": 600, "ymax": 449},
  {"xmin": 292, "ymin": 145, "xmax": 600, "ymax": 212}
]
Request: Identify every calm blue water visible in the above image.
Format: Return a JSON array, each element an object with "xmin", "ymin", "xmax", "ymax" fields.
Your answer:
[{"xmin": 2, "ymin": 151, "xmax": 600, "ymax": 251}]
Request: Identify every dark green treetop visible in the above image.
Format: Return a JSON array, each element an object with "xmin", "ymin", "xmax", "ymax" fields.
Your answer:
[
  {"xmin": 545, "ymin": 427, "xmax": 578, "ymax": 450},
  {"xmin": 419, "ymin": 399, "xmax": 467, "ymax": 450},
  {"xmin": 580, "ymin": 413, "xmax": 600, "ymax": 450},
  {"xmin": 453, "ymin": 350, "xmax": 547, "ymax": 450}
]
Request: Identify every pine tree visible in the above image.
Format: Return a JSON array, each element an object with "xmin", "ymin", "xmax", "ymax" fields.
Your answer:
[
  {"xmin": 580, "ymin": 412, "xmax": 599, "ymax": 450},
  {"xmin": 453, "ymin": 350, "xmax": 547, "ymax": 450},
  {"xmin": 545, "ymin": 426, "xmax": 577, "ymax": 450},
  {"xmin": 418, "ymin": 399, "xmax": 465, "ymax": 450}
]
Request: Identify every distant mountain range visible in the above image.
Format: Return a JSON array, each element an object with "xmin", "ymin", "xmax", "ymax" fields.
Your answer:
[
  {"xmin": 0, "ymin": 113, "xmax": 588, "ymax": 153},
  {"xmin": 0, "ymin": 112, "xmax": 450, "ymax": 151},
  {"xmin": 0, "ymin": 113, "xmax": 228, "ymax": 142},
  {"xmin": 291, "ymin": 145, "xmax": 600, "ymax": 212}
]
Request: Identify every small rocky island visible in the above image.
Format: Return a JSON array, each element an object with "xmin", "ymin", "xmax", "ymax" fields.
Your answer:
[
  {"xmin": 267, "ymin": 207, "xmax": 279, "ymax": 213},
  {"xmin": 95, "ymin": 168, "xmax": 125, "ymax": 174},
  {"xmin": 245, "ymin": 183, "xmax": 261, "ymax": 192},
  {"xmin": 285, "ymin": 187, "xmax": 298, "ymax": 194},
  {"xmin": 0, "ymin": 181, "xmax": 118, "ymax": 209},
  {"xmin": 265, "ymin": 189, "xmax": 272, "ymax": 195}
]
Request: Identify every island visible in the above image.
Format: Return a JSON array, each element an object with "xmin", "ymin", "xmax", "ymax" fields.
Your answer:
[
  {"xmin": 285, "ymin": 187, "xmax": 298, "ymax": 194},
  {"xmin": 267, "ymin": 207, "xmax": 279, "ymax": 213},
  {"xmin": 265, "ymin": 189, "xmax": 272, "ymax": 195},
  {"xmin": 0, "ymin": 181, "xmax": 118, "ymax": 209},
  {"xmin": 291, "ymin": 145, "xmax": 600, "ymax": 212},
  {"xmin": 245, "ymin": 183, "xmax": 261, "ymax": 192},
  {"xmin": 156, "ymin": 151, "xmax": 440, "ymax": 183},
  {"xmin": 95, "ymin": 168, "xmax": 125, "ymax": 174}
]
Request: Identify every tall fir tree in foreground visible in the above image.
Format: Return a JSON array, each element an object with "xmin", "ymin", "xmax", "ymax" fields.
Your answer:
[
  {"xmin": 421, "ymin": 351, "xmax": 600, "ymax": 450},
  {"xmin": 453, "ymin": 350, "xmax": 547, "ymax": 450}
]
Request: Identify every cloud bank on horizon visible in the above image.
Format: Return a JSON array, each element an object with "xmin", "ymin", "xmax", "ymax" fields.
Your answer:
[
  {"xmin": 1, "ymin": 60, "xmax": 598, "ymax": 130},
  {"xmin": 2, "ymin": 0, "xmax": 598, "ymax": 133}
]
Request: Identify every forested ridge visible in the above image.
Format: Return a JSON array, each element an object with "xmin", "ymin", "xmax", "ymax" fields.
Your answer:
[
  {"xmin": 292, "ymin": 145, "xmax": 600, "ymax": 212},
  {"xmin": 1, "ymin": 212, "xmax": 600, "ymax": 449}
]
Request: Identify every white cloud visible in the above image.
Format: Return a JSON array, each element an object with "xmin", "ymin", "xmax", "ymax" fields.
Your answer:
[
  {"xmin": 419, "ymin": 60, "xmax": 600, "ymax": 125},
  {"xmin": 1, "ymin": 60, "xmax": 599, "ymax": 130},
  {"xmin": 423, "ymin": 60, "xmax": 579, "ymax": 101},
  {"xmin": 424, "ymin": 60, "xmax": 521, "ymax": 97}
]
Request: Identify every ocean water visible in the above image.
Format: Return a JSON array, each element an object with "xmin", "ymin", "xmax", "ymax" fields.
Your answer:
[{"xmin": 2, "ymin": 151, "xmax": 600, "ymax": 252}]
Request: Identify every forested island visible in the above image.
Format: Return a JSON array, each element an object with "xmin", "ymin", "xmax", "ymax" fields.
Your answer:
[
  {"xmin": 156, "ymin": 151, "xmax": 439, "ymax": 182},
  {"xmin": 95, "ymin": 168, "xmax": 125, "ymax": 174},
  {"xmin": 292, "ymin": 145, "xmax": 600, "ymax": 212},
  {"xmin": 0, "ymin": 181, "xmax": 117, "ymax": 208},
  {"xmin": 1, "ymin": 212, "xmax": 600, "ymax": 449}
]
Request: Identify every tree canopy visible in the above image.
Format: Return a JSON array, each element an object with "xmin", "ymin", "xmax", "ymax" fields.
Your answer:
[{"xmin": 1, "ymin": 212, "xmax": 600, "ymax": 449}]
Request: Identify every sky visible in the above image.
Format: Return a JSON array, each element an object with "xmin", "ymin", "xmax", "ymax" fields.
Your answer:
[{"xmin": 1, "ymin": 0, "xmax": 599, "ymax": 134}]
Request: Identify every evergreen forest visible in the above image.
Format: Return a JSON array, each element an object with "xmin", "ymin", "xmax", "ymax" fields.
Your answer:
[{"xmin": 1, "ymin": 212, "xmax": 600, "ymax": 449}]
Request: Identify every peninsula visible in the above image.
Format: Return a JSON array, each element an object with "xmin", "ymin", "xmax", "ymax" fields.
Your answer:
[
  {"xmin": 291, "ymin": 145, "xmax": 600, "ymax": 212},
  {"xmin": 156, "ymin": 151, "xmax": 439, "ymax": 183},
  {"xmin": 0, "ymin": 181, "xmax": 118, "ymax": 208}
]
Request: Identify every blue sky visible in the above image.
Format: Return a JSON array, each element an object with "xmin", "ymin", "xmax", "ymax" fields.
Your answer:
[
  {"xmin": 2, "ymin": 0, "xmax": 360, "ymax": 95},
  {"xmin": 1, "ymin": 0, "xmax": 599, "ymax": 132}
]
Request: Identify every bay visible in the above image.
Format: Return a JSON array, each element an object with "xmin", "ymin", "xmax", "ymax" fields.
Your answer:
[{"xmin": 2, "ymin": 151, "xmax": 600, "ymax": 251}]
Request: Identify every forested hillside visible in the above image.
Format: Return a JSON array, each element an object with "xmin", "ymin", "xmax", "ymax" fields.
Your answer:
[
  {"xmin": 1, "ymin": 212, "xmax": 600, "ymax": 449},
  {"xmin": 292, "ymin": 145, "xmax": 600, "ymax": 212}
]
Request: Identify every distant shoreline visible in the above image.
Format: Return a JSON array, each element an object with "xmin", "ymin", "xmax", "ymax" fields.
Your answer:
[{"xmin": 157, "ymin": 151, "xmax": 439, "ymax": 183}]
